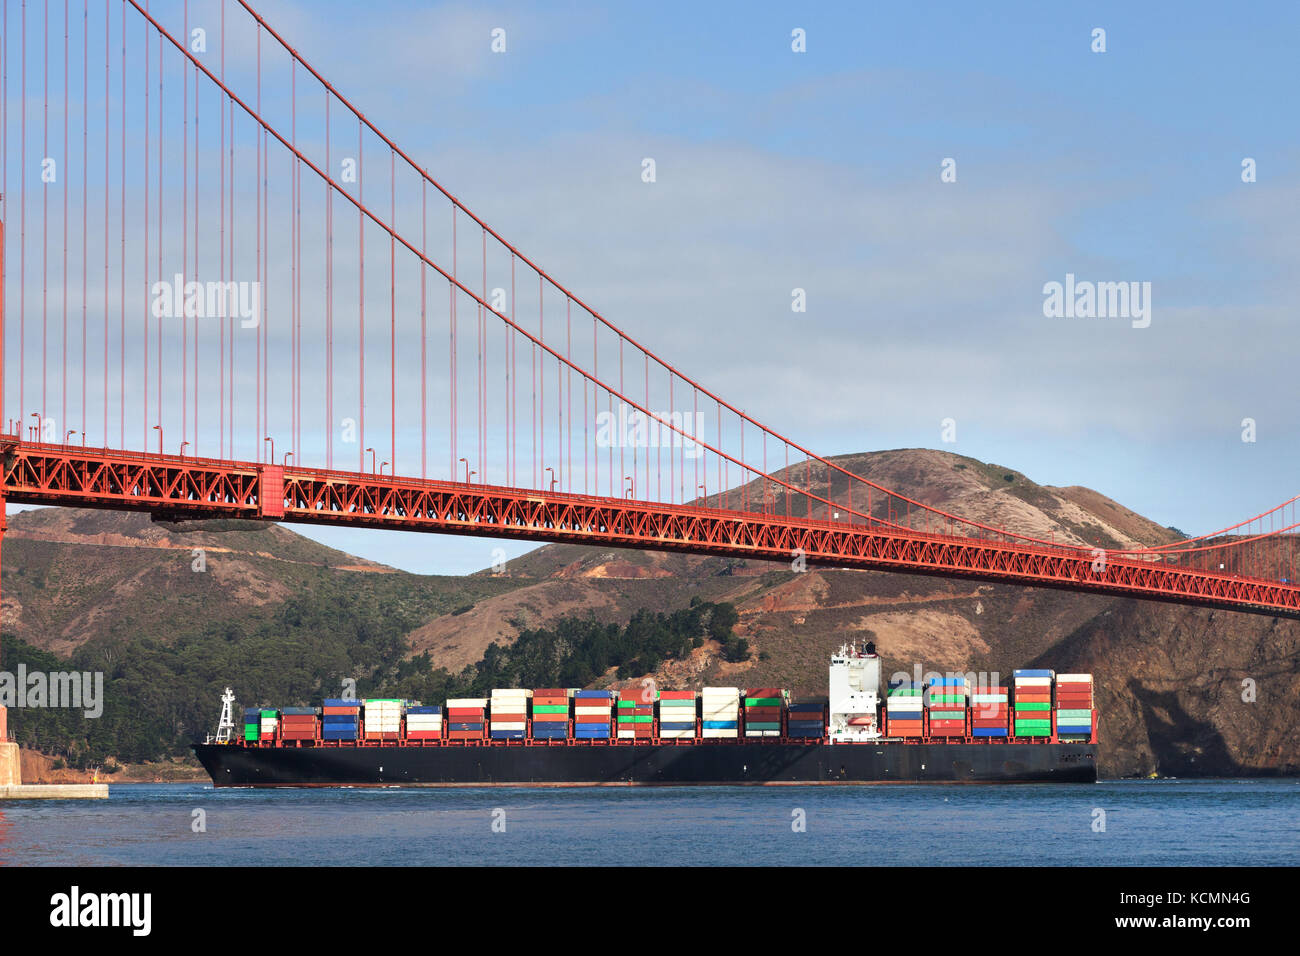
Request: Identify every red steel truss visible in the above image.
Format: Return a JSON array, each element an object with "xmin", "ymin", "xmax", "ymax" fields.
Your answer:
[{"xmin": 6, "ymin": 440, "xmax": 1300, "ymax": 619}]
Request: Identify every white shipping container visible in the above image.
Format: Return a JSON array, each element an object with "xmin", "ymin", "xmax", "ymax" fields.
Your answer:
[
  {"xmin": 701, "ymin": 728, "xmax": 738, "ymax": 738},
  {"xmin": 1014, "ymin": 677, "xmax": 1052, "ymax": 687},
  {"xmin": 489, "ymin": 721, "xmax": 526, "ymax": 731},
  {"xmin": 446, "ymin": 698, "xmax": 489, "ymax": 708},
  {"xmin": 574, "ymin": 706, "xmax": 611, "ymax": 715},
  {"xmin": 1056, "ymin": 674, "xmax": 1094, "ymax": 683}
]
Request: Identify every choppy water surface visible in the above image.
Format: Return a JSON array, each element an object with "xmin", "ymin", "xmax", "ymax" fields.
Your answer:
[{"xmin": 1, "ymin": 779, "xmax": 1296, "ymax": 866}]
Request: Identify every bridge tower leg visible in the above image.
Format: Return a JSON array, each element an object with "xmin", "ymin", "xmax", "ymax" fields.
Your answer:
[{"xmin": 0, "ymin": 216, "xmax": 8, "ymax": 748}]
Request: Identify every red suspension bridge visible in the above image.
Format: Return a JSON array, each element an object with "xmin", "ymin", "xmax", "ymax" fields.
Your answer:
[{"xmin": 1, "ymin": 0, "xmax": 1299, "ymax": 737}]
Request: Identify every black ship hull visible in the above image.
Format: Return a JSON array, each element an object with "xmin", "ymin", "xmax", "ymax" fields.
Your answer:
[{"xmin": 193, "ymin": 740, "xmax": 1098, "ymax": 786}]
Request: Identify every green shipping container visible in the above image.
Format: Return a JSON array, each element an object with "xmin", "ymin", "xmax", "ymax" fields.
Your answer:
[
  {"xmin": 930, "ymin": 710, "xmax": 965, "ymax": 720},
  {"xmin": 889, "ymin": 688, "xmax": 923, "ymax": 697},
  {"xmin": 928, "ymin": 694, "xmax": 966, "ymax": 704},
  {"xmin": 533, "ymin": 705, "xmax": 568, "ymax": 714},
  {"xmin": 1015, "ymin": 722, "xmax": 1051, "ymax": 731},
  {"xmin": 1014, "ymin": 702, "xmax": 1051, "ymax": 711},
  {"xmin": 617, "ymin": 715, "xmax": 653, "ymax": 724},
  {"xmin": 744, "ymin": 697, "xmax": 784, "ymax": 707},
  {"xmin": 1056, "ymin": 709, "xmax": 1092, "ymax": 720}
]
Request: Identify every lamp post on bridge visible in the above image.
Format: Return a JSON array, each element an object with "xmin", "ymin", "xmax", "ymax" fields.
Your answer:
[
  {"xmin": 283, "ymin": 452, "xmax": 294, "ymax": 467},
  {"xmin": 180, "ymin": 441, "xmax": 189, "ymax": 457},
  {"xmin": 153, "ymin": 425, "xmax": 163, "ymax": 455},
  {"xmin": 264, "ymin": 436, "xmax": 274, "ymax": 465},
  {"xmin": 625, "ymin": 476, "xmax": 634, "ymax": 499},
  {"xmin": 380, "ymin": 462, "xmax": 389, "ymax": 476},
  {"xmin": 545, "ymin": 467, "xmax": 556, "ymax": 493},
  {"xmin": 458, "ymin": 457, "xmax": 470, "ymax": 484},
  {"xmin": 366, "ymin": 448, "xmax": 377, "ymax": 473},
  {"xmin": 698, "ymin": 483, "xmax": 707, "ymax": 505}
]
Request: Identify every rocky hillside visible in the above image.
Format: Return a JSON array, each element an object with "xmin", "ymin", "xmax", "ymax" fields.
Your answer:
[{"xmin": 3, "ymin": 448, "xmax": 1297, "ymax": 778}]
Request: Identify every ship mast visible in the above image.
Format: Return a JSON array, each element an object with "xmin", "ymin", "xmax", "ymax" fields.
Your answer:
[{"xmin": 214, "ymin": 688, "xmax": 237, "ymax": 744}]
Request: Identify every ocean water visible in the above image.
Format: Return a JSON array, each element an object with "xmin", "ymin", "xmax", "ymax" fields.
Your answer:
[{"xmin": 1, "ymin": 779, "xmax": 1296, "ymax": 866}]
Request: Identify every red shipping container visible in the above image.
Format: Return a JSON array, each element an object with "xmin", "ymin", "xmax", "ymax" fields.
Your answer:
[
  {"xmin": 322, "ymin": 706, "xmax": 360, "ymax": 716},
  {"xmin": 746, "ymin": 687, "xmax": 782, "ymax": 697},
  {"xmin": 973, "ymin": 687, "xmax": 1008, "ymax": 694},
  {"xmin": 406, "ymin": 730, "xmax": 442, "ymax": 739},
  {"xmin": 928, "ymin": 727, "xmax": 966, "ymax": 736},
  {"xmin": 533, "ymin": 688, "xmax": 567, "ymax": 697},
  {"xmin": 447, "ymin": 708, "xmax": 485, "ymax": 719},
  {"xmin": 660, "ymin": 691, "xmax": 696, "ymax": 700},
  {"xmin": 532, "ymin": 698, "xmax": 568, "ymax": 708},
  {"xmin": 489, "ymin": 712, "xmax": 526, "ymax": 722},
  {"xmin": 575, "ymin": 715, "xmax": 609, "ymax": 724},
  {"xmin": 446, "ymin": 731, "xmax": 482, "ymax": 740}
]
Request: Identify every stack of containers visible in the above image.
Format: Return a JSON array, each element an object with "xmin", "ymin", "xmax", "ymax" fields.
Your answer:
[
  {"xmin": 321, "ymin": 698, "xmax": 361, "ymax": 741},
  {"xmin": 446, "ymin": 698, "xmax": 488, "ymax": 740},
  {"xmin": 242, "ymin": 707, "xmax": 261, "ymax": 742},
  {"xmin": 926, "ymin": 677, "xmax": 969, "ymax": 737},
  {"xmin": 489, "ymin": 688, "xmax": 531, "ymax": 740},
  {"xmin": 701, "ymin": 687, "xmax": 740, "ymax": 738},
  {"xmin": 258, "ymin": 708, "xmax": 279, "ymax": 741},
  {"xmin": 658, "ymin": 691, "xmax": 697, "ymax": 739},
  {"xmin": 743, "ymin": 688, "xmax": 785, "ymax": 737},
  {"xmin": 279, "ymin": 706, "xmax": 318, "ymax": 741},
  {"xmin": 1054, "ymin": 674, "xmax": 1095, "ymax": 740},
  {"xmin": 885, "ymin": 686, "xmax": 924, "ymax": 737},
  {"xmin": 404, "ymin": 705, "xmax": 443, "ymax": 740},
  {"xmin": 970, "ymin": 684, "xmax": 1009, "ymax": 737},
  {"xmin": 530, "ymin": 688, "xmax": 571, "ymax": 740},
  {"xmin": 1013, "ymin": 669, "xmax": 1054, "ymax": 738},
  {"xmin": 363, "ymin": 699, "xmax": 403, "ymax": 739},
  {"xmin": 616, "ymin": 687, "xmax": 655, "ymax": 740},
  {"xmin": 573, "ymin": 690, "xmax": 613, "ymax": 740},
  {"xmin": 786, "ymin": 697, "xmax": 827, "ymax": 739}
]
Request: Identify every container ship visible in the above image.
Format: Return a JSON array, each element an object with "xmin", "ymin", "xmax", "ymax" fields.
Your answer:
[{"xmin": 193, "ymin": 645, "xmax": 1098, "ymax": 787}]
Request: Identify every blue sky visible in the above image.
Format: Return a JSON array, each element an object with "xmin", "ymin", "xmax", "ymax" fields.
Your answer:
[{"xmin": 4, "ymin": 0, "xmax": 1298, "ymax": 574}]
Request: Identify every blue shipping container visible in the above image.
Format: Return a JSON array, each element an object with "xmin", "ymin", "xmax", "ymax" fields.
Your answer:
[{"xmin": 702, "ymin": 720, "xmax": 737, "ymax": 730}]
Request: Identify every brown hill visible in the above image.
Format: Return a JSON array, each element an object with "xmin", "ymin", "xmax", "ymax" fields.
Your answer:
[{"xmin": 3, "ymin": 448, "xmax": 1296, "ymax": 778}]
